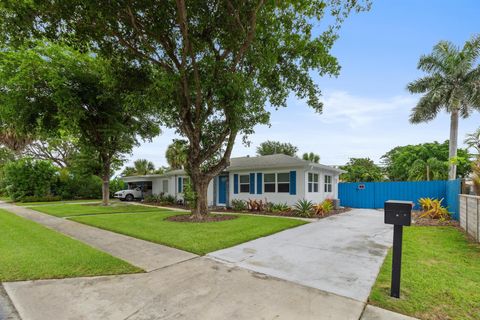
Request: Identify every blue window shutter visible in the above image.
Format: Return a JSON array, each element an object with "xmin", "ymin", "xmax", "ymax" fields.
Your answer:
[
  {"xmin": 250, "ymin": 173, "xmax": 255, "ymax": 194},
  {"xmin": 290, "ymin": 171, "xmax": 296, "ymax": 195},
  {"xmin": 257, "ymin": 173, "xmax": 263, "ymax": 194},
  {"xmin": 178, "ymin": 177, "xmax": 182, "ymax": 193},
  {"xmin": 234, "ymin": 174, "xmax": 239, "ymax": 194}
]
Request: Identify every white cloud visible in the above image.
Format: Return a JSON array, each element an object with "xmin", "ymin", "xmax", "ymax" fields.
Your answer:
[{"xmin": 319, "ymin": 91, "xmax": 416, "ymax": 127}]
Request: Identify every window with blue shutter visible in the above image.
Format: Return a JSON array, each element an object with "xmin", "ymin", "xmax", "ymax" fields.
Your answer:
[
  {"xmin": 178, "ymin": 177, "xmax": 182, "ymax": 193},
  {"xmin": 249, "ymin": 173, "xmax": 255, "ymax": 194},
  {"xmin": 233, "ymin": 174, "xmax": 239, "ymax": 194},
  {"xmin": 256, "ymin": 173, "xmax": 263, "ymax": 194},
  {"xmin": 289, "ymin": 171, "xmax": 296, "ymax": 195}
]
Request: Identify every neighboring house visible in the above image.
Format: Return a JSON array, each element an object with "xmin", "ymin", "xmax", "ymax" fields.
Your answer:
[{"xmin": 121, "ymin": 154, "xmax": 344, "ymax": 206}]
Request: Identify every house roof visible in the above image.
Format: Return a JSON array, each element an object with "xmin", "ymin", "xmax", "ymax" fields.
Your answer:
[
  {"xmin": 121, "ymin": 154, "xmax": 343, "ymax": 180},
  {"xmin": 227, "ymin": 154, "xmax": 344, "ymax": 173}
]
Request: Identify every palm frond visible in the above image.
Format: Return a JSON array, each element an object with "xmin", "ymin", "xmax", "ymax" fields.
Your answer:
[
  {"xmin": 407, "ymin": 75, "xmax": 442, "ymax": 93},
  {"xmin": 409, "ymin": 92, "xmax": 443, "ymax": 123}
]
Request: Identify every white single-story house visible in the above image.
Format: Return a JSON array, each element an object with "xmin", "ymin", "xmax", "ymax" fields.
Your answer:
[{"xmin": 121, "ymin": 154, "xmax": 344, "ymax": 206}]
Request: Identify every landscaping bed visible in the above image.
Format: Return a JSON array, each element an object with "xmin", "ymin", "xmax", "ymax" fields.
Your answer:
[
  {"xmin": 213, "ymin": 206, "xmax": 351, "ymax": 219},
  {"xmin": 70, "ymin": 211, "xmax": 307, "ymax": 255},
  {"xmin": 0, "ymin": 209, "xmax": 141, "ymax": 281},
  {"xmin": 412, "ymin": 210, "xmax": 459, "ymax": 227},
  {"xmin": 369, "ymin": 226, "xmax": 480, "ymax": 320}
]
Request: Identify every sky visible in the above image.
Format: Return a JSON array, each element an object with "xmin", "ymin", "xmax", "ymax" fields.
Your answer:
[{"xmin": 124, "ymin": 0, "xmax": 480, "ymax": 171}]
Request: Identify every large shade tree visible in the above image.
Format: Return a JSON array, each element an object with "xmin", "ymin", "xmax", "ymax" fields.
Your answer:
[
  {"xmin": 256, "ymin": 141, "xmax": 299, "ymax": 157},
  {"xmin": 407, "ymin": 36, "xmax": 480, "ymax": 180},
  {"xmin": 0, "ymin": 43, "xmax": 160, "ymax": 205},
  {"xmin": 0, "ymin": 0, "xmax": 370, "ymax": 218},
  {"xmin": 381, "ymin": 141, "xmax": 471, "ymax": 181},
  {"xmin": 340, "ymin": 158, "xmax": 384, "ymax": 182}
]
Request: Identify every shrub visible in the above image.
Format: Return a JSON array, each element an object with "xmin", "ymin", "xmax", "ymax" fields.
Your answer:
[
  {"xmin": 293, "ymin": 199, "xmax": 314, "ymax": 217},
  {"xmin": 3, "ymin": 158, "xmax": 58, "ymax": 201},
  {"xmin": 314, "ymin": 199, "xmax": 334, "ymax": 216},
  {"xmin": 55, "ymin": 172, "xmax": 102, "ymax": 200},
  {"xmin": 231, "ymin": 199, "xmax": 248, "ymax": 211},
  {"xmin": 419, "ymin": 197, "xmax": 450, "ymax": 221},
  {"xmin": 271, "ymin": 202, "xmax": 290, "ymax": 212},
  {"xmin": 161, "ymin": 194, "xmax": 176, "ymax": 205}
]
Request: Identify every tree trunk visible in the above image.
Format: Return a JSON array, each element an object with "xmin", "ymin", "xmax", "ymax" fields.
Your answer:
[
  {"xmin": 426, "ymin": 165, "xmax": 430, "ymax": 181},
  {"xmin": 191, "ymin": 175, "xmax": 211, "ymax": 220},
  {"xmin": 102, "ymin": 175, "xmax": 110, "ymax": 206},
  {"xmin": 448, "ymin": 109, "xmax": 459, "ymax": 180}
]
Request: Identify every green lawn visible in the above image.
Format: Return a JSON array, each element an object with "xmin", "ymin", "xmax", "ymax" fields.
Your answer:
[
  {"xmin": 370, "ymin": 226, "xmax": 480, "ymax": 320},
  {"xmin": 71, "ymin": 211, "xmax": 307, "ymax": 255},
  {"xmin": 0, "ymin": 210, "xmax": 142, "ymax": 281},
  {"xmin": 17, "ymin": 199, "xmax": 104, "ymax": 206},
  {"xmin": 30, "ymin": 202, "xmax": 165, "ymax": 217}
]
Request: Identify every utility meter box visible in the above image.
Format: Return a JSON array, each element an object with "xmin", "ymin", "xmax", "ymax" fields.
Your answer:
[{"xmin": 384, "ymin": 200, "xmax": 413, "ymax": 226}]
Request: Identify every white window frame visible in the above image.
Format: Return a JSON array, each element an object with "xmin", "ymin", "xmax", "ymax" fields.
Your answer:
[
  {"xmin": 264, "ymin": 173, "xmax": 276, "ymax": 193},
  {"xmin": 239, "ymin": 174, "xmax": 250, "ymax": 193},
  {"xmin": 162, "ymin": 179, "xmax": 169, "ymax": 193},
  {"xmin": 276, "ymin": 172, "xmax": 290, "ymax": 193},
  {"xmin": 263, "ymin": 172, "xmax": 290, "ymax": 193},
  {"xmin": 324, "ymin": 175, "xmax": 332, "ymax": 193},
  {"xmin": 308, "ymin": 172, "xmax": 319, "ymax": 193}
]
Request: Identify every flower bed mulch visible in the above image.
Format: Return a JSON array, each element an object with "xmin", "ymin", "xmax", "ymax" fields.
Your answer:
[
  {"xmin": 213, "ymin": 206, "xmax": 352, "ymax": 219},
  {"xmin": 143, "ymin": 201, "xmax": 352, "ymax": 219},
  {"xmin": 412, "ymin": 210, "xmax": 459, "ymax": 227},
  {"xmin": 165, "ymin": 214, "xmax": 238, "ymax": 223}
]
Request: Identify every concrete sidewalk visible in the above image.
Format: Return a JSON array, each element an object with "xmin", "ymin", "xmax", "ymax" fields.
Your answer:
[
  {"xmin": 0, "ymin": 202, "xmax": 196, "ymax": 272},
  {"xmin": 4, "ymin": 257, "xmax": 366, "ymax": 320},
  {"xmin": 209, "ymin": 209, "xmax": 393, "ymax": 302}
]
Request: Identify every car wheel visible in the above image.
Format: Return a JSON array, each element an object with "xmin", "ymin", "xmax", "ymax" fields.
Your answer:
[{"xmin": 125, "ymin": 194, "xmax": 134, "ymax": 201}]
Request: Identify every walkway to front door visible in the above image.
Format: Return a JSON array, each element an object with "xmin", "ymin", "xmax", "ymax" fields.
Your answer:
[{"xmin": 208, "ymin": 209, "xmax": 393, "ymax": 302}]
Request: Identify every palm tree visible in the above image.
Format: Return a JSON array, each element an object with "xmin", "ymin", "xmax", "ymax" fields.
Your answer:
[
  {"xmin": 165, "ymin": 139, "xmax": 188, "ymax": 170},
  {"xmin": 122, "ymin": 159, "xmax": 155, "ymax": 176},
  {"xmin": 133, "ymin": 159, "xmax": 155, "ymax": 175},
  {"xmin": 302, "ymin": 152, "xmax": 320, "ymax": 163},
  {"xmin": 407, "ymin": 35, "xmax": 480, "ymax": 180}
]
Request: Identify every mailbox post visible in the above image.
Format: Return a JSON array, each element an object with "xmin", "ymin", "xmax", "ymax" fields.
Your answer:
[{"xmin": 384, "ymin": 200, "xmax": 413, "ymax": 298}]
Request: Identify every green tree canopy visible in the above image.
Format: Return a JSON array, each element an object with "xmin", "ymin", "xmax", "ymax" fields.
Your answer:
[
  {"xmin": 302, "ymin": 152, "xmax": 320, "ymax": 163},
  {"xmin": 256, "ymin": 141, "xmax": 298, "ymax": 157},
  {"xmin": 381, "ymin": 141, "xmax": 471, "ymax": 181},
  {"xmin": 0, "ymin": 43, "xmax": 160, "ymax": 205},
  {"xmin": 407, "ymin": 36, "xmax": 480, "ymax": 180},
  {"xmin": 0, "ymin": 0, "xmax": 370, "ymax": 218},
  {"xmin": 340, "ymin": 158, "xmax": 384, "ymax": 182}
]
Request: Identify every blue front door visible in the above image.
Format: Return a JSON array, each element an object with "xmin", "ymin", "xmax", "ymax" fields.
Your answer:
[{"xmin": 218, "ymin": 176, "xmax": 227, "ymax": 205}]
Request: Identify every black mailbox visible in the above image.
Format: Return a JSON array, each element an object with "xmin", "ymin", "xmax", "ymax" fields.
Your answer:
[
  {"xmin": 384, "ymin": 199, "xmax": 413, "ymax": 299},
  {"xmin": 384, "ymin": 200, "xmax": 413, "ymax": 226}
]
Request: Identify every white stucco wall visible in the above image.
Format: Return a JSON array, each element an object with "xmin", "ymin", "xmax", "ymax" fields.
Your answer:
[
  {"xmin": 228, "ymin": 167, "xmax": 306, "ymax": 206},
  {"xmin": 304, "ymin": 169, "xmax": 340, "ymax": 204}
]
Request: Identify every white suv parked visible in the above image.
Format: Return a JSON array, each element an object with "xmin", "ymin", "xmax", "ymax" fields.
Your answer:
[{"xmin": 114, "ymin": 187, "xmax": 144, "ymax": 201}]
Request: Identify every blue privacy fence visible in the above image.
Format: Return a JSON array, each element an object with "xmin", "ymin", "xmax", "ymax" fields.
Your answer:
[{"xmin": 338, "ymin": 179, "xmax": 461, "ymax": 220}]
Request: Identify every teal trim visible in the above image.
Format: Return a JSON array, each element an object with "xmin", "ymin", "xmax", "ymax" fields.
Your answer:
[
  {"xmin": 178, "ymin": 177, "xmax": 182, "ymax": 193},
  {"xmin": 257, "ymin": 173, "xmax": 263, "ymax": 194},
  {"xmin": 289, "ymin": 171, "xmax": 296, "ymax": 195},
  {"xmin": 249, "ymin": 173, "xmax": 255, "ymax": 194},
  {"xmin": 233, "ymin": 174, "xmax": 239, "ymax": 194}
]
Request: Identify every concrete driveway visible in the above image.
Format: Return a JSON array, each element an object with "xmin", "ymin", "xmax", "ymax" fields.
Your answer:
[
  {"xmin": 208, "ymin": 209, "xmax": 393, "ymax": 302},
  {"xmin": 4, "ymin": 257, "xmax": 366, "ymax": 320}
]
